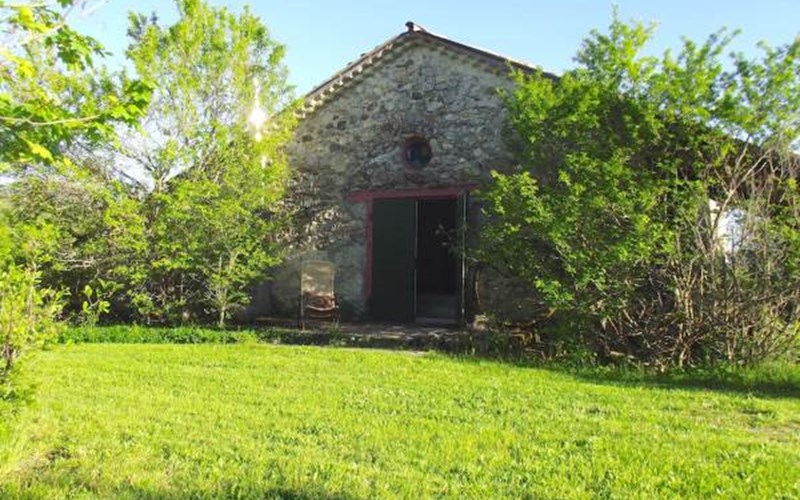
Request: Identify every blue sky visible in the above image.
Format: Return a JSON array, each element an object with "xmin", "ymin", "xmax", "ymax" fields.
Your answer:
[{"xmin": 74, "ymin": 0, "xmax": 799, "ymax": 95}]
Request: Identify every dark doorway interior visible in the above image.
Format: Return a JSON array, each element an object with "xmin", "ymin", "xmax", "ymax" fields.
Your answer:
[{"xmin": 416, "ymin": 199, "xmax": 458, "ymax": 321}]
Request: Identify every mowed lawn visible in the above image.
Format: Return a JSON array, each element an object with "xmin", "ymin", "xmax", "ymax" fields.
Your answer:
[{"xmin": 1, "ymin": 343, "xmax": 798, "ymax": 498}]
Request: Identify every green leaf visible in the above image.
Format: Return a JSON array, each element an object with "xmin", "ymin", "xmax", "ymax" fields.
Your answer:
[{"xmin": 24, "ymin": 140, "xmax": 54, "ymax": 162}]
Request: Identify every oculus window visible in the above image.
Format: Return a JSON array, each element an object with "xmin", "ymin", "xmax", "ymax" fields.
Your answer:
[{"xmin": 403, "ymin": 137, "xmax": 432, "ymax": 169}]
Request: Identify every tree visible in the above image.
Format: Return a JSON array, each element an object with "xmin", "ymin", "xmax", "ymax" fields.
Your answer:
[
  {"xmin": 480, "ymin": 16, "xmax": 800, "ymax": 367},
  {"xmin": 0, "ymin": 0, "xmax": 151, "ymax": 174},
  {"xmin": 122, "ymin": 0, "xmax": 296, "ymax": 325},
  {"xmin": 0, "ymin": 0, "xmax": 151, "ymax": 375},
  {"xmin": 7, "ymin": 171, "xmax": 149, "ymax": 321},
  {"xmin": 0, "ymin": 211, "xmax": 64, "ymax": 376},
  {"xmin": 5, "ymin": 0, "xmax": 295, "ymax": 328}
]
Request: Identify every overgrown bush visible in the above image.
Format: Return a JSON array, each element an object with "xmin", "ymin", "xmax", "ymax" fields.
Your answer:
[
  {"xmin": 8, "ymin": 175, "xmax": 149, "ymax": 322},
  {"xmin": 0, "ymin": 0, "xmax": 151, "ymax": 378},
  {"xmin": 0, "ymin": 264, "xmax": 64, "ymax": 377},
  {"xmin": 7, "ymin": 0, "xmax": 297, "ymax": 328},
  {"xmin": 479, "ymin": 16, "xmax": 800, "ymax": 368},
  {"xmin": 121, "ymin": 0, "xmax": 296, "ymax": 326},
  {"xmin": 60, "ymin": 325, "xmax": 260, "ymax": 345},
  {"xmin": 0, "ymin": 213, "xmax": 66, "ymax": 379}
]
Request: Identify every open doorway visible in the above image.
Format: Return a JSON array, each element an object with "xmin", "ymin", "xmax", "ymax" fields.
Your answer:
[
  {"xmin": 415, "ymin": 199, "xmax": 458, "ymax": 322},
  {"xmin": 370, "ymin": 193, "xmax": 465, "ymax": 324}
]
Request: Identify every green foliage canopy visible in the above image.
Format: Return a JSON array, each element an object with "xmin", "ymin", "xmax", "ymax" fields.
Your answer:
[
  {"xmin": 121, "ymin": 0, "xmax": 297, "ymax": 325},
  {"xmin": 0, "ymin": 0, "xmax": 151, "ymax": 174},
  {"xmin": 480, "ymin": 15, "xmax": 800, "ymax": 366},
  {"xmin": 0, "ymin": 0, "xmax": 152, "ymax": 375},
  {"xmin": 6, "ymin": 0, "xmax": 297, "ymax": 328}
]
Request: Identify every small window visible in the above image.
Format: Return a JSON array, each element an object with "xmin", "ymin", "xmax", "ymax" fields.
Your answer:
[{"xmin": 403, "ymin": 136, "xmax": 432, "ymax": 169}]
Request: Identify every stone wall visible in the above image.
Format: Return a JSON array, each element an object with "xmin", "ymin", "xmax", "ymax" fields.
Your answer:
[{"xmin": 252, "ymin": 39, "xmax": 520, "ymax": 320}]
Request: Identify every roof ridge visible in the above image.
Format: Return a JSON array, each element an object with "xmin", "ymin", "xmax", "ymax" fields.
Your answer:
[{"xmin": 301, "ymin": 21, "xmax": 557, "ymax": 115}]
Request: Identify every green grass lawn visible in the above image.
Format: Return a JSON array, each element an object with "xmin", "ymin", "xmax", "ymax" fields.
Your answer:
[{"xmin": 1, "ymin": 342, "xmax": 798, "ymax": 498}]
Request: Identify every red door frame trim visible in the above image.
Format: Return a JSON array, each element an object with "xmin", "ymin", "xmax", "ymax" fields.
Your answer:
[
  {"xmin": 353, "ymin": 184, "xmax": 478, "ymax": 304},
  {"xmin": 347, "ymin": 184, "xmax": 478, "ymax": 203}
]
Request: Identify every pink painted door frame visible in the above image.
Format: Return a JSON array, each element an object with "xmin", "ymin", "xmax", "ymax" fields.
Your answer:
[{"xmin": 347, "ymin": 184, "xmax": 477, "ymax": 307}]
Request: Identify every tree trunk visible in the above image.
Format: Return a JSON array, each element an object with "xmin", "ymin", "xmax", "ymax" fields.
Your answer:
[{"xmin": 218, "ymin": 306, "xmax": 226, "ymax": 328}]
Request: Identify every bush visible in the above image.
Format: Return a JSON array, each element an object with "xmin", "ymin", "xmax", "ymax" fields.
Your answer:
[
  {"xmin": 0, "ymin": 264, "xmax": 64, "ymax": 378},
  {"xmin": 60, "ymin": 326, "xmax": 261, "ymax": 345},
  {"xmin": 479, "ymin": 16, "xmax": 800, "ymax": 368}
]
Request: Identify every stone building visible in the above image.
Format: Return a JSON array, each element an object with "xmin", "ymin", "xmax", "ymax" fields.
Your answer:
[{"xmin": 253, "ymin": 22, "xmax": 548, "ymax": 325}]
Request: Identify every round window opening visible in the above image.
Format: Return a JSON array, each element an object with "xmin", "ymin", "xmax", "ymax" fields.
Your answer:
[{"xmin": 403, "ymin": 136, "xmax": 432, "ymax": 169}]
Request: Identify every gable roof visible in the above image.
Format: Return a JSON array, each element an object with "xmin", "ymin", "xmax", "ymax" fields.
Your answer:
[{"xmin": 301, "ymin": 21, "xmax": 556, "ymax": 115}]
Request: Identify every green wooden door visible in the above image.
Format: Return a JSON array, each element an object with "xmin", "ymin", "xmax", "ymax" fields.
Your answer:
[{"xmin": 371, "ymin": 198, "xmax": 416, "ymax": 322}]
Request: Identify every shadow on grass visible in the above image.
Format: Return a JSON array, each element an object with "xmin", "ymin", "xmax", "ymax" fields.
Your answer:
[
  {"xmin": 1, "ymin": 480, "xmax": 358, "ymax": 500},
  {"xmin": 512, "ymin": 359, "xmax": 800, "ymax": 400},
  {"xmin": 112, "ymin": 486, "xmax": 356, "ymax": 499},
  {"xmin": 580, "ymin": 368, "xmax": 798, "ymax": 400},
  {"xmin": 437, "ymin": 345, "xmax": 800, "ymax": 400}
]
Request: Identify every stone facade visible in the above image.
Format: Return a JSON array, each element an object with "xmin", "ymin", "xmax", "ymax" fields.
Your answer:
[{"xmin": 252, "ymin": 25, "xmax": 532, "ymax": 322}]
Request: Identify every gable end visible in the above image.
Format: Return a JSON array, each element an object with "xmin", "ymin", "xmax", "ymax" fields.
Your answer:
[{"xmin": 301, "ymin": 22, "xmax": 556, "ymax": 116}]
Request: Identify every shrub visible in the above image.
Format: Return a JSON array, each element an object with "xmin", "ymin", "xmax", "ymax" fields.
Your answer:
[
  {"xmin": 60, "ymin": 326, "xmax": 260, "ymax": 345},
  {"xmin": 1, "ymin": 265, "xmax": 64, "ymax": 377},
  {"xmin": 479, "ymin": 16, "xmax": 800, "ymax": 367}
]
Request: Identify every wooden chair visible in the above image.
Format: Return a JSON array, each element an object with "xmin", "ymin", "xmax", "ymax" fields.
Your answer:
[{"xmin": 300, "ymin": 260, "xmax": 339, "ymax": 329}]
